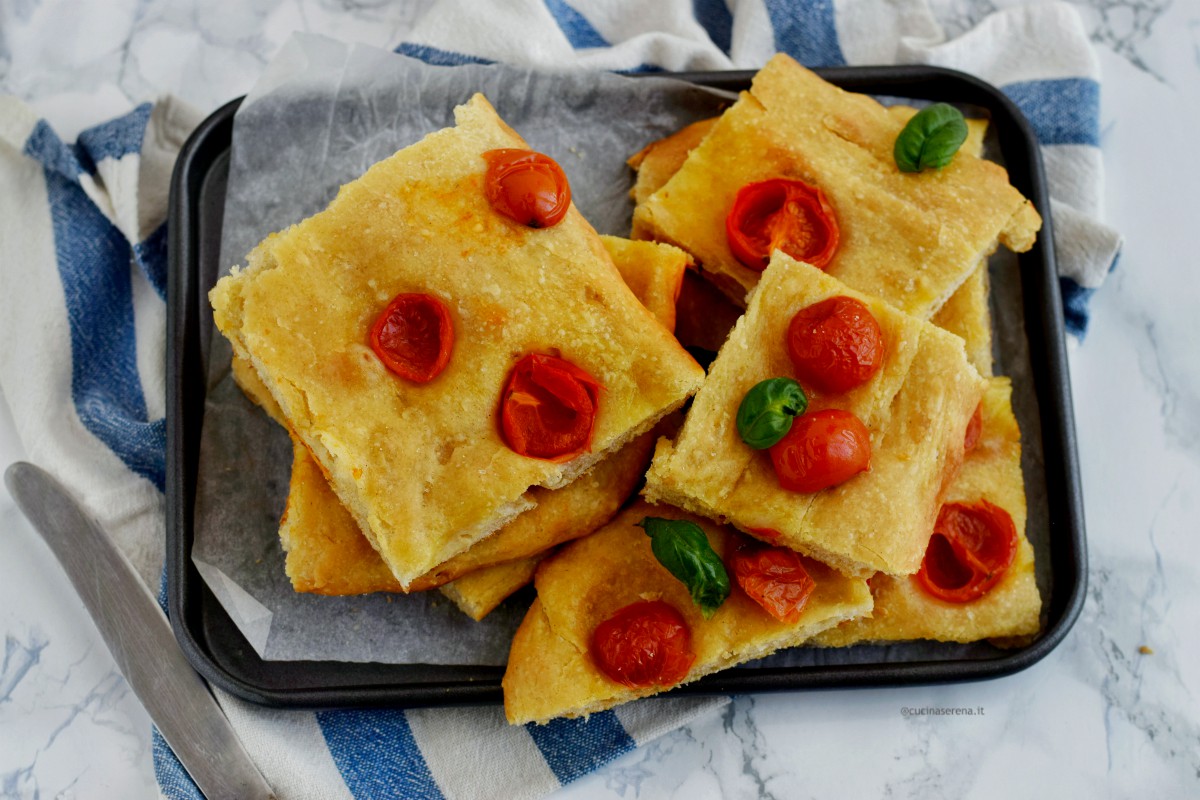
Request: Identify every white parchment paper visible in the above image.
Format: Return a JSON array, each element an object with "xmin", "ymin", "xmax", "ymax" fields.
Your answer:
[{"xmin": 192, "ymin": 34, "xmax": 1050, "ymax": 667}]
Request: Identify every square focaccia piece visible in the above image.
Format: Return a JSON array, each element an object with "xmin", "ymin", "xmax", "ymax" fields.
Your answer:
[
  {"xmin": 810, "ymin": 377, "xmax": 1041, "ymax": 646},
  {"xmin": 229, "ymin": 233, "xmax": 685, "ymax": 597},
  {"xmin": 502, "ymin": 502, "xmax": 871, "ymax": 725},
  {"xmin": 632, "ymin": 53, "xmax": 1040, "ymax": 315},
  {"xmin": 644, "ymin": 254, "xmax": 988, "ymax": 578},
  {"xmin": 210, "ymin": 94, "xmax": 704, "ymax": 587}
]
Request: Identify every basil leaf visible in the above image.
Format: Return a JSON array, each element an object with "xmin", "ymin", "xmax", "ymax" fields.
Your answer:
[
  {"xmin": 893, "ymin": 103, "xmax": 969, "ymax": 173},
  {"xmin": 638, "ymin": 517, "xmax": 730, "ymax": 619},
  {"xmin": 736, "ymin": 377, "xmax": 808, "ymax": 449}
]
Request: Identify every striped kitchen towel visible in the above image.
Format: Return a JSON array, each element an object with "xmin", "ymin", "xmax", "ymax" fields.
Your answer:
[{"xmin": 0, "ymin": 2, "xmax": 1117, "ymax": 800}]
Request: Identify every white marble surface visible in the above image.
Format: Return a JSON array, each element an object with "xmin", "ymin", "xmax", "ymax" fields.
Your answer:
[{"xmin": 2, "ymin": 1, "xmax": 1198, "ymax": 798}]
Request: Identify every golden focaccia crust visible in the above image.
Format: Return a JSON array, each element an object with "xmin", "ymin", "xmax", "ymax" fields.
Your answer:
[
  {"xmin": 627, "ymin": 117, "xmax": 717, "ymax": 210},
  {"xmin": 644, "ymin": 254, "xmax": 988, "ymax": 578},
  {"xmin": 438, "ymin": 556, "xmax": 542, "ymax": 621},
  {"xmin": 811, "ymin": 377, "xmax": 1041, "ymax": 646},
  {"xmin": 237, "ymin": 233, "xmax": 682, "ymax": 598},
  {"xmin": 502, "ymin": 502, "xmax": 872, "ymax": 725},
  {"xmin": 632, "ymin": 53, "xmax": 1041, "ymax": 315},
  {"xmin": 210, "ymin": 94, "xmax": 705, "ymax": 587},
  {"xmin": 600, "ymin": 235, "xmax": 690, "ymax": 334},
  {"xmin": 932, "ymin": 261, "xmax": 993, "ymax": 376}
]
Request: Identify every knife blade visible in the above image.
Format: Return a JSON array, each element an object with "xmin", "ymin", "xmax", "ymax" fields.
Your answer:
[{"xmin": 4, "ymin": 462, "xmax": 274, "ymax": 800}]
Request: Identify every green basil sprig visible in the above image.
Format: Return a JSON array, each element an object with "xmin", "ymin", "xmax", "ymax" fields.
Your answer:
[
  {"xmin": 893, "ymin": 103, "xmax": 968, "ymax": 173},
  {"xmin": 736, "ymin": 377, "xmax": 808, "ymax": 449},
  {"xmin": 638, "ymin": 517, "xmax": 730, "ymax": 618}
]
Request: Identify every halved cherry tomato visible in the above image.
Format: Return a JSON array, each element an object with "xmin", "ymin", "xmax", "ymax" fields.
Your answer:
[
  {"xmin": 729, "ymin": 540, "xmax": 815, "ymax": 623},
  {"xmin": 768, "ymin": 409, "xmax": 871, "ymax": 493},
  {"xmin": 483, "ymin": 148, "xmax": 571, "ymax": 228},
  {"xmin": 916, "ymin": 500, "xmax": 1018, "ymax": 603},
  {"xmin": 500, "ymin": 354, "xmax": 600, "ymax": 460},
  {"xmin": 369, "ymin": 293, "xmax": 454, "ymax": 382},
  {"xmin": 963, "ymin": 403, "xmax": 983, "ymax": 453},
  {"xmin": 590, "ymin": 600, "xmax": 695, "ymax": 688},
  {"xmin": 725, "ymin": 178, "xmax": 839, "ymax": 272},
  {"xmin": 787, "ymin": 296, "xmax": 884, "ymax": 394}
]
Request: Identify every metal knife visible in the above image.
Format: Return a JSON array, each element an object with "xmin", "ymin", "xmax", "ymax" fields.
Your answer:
[{"xmin": 5, "ymin": 462, "xmax": 275, "ymax": 800}]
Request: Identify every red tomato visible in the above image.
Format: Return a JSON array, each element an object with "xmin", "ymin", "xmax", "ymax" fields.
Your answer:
[
  {"xmin": 768, "ymin": 409, "xmax": 871, "ymax": 493},
  {"xmin": 786, "ymin": 296, "xmax": 884, "ymax": 394},
  {"xmin": 915, "ymin": 501, "xmax": 1018, "ymax": 603},
  {"xmin": 725, "ymin": 178, "xmax": 839, "ymax": 272},
  {"xmin": 369, "ymin": 293, "xmax": 454, "ymax": 382},
  {"xmin": 483, "ymin": 148, "xmax": 571, "ymax": 228},
  {"xmin": 729, "ymin": 541, "xmax": 815, "ymax": 623},
  {"xmin": 500, "ymin": 354, "xmax": 600, "ymax": 460},
  {"xmin": 590, "ymin": 600, "xmax": 695, "ymax": 688},
  {"xmin": 963, "ymin": 403, "xmax": 983, "ymax": 453}
]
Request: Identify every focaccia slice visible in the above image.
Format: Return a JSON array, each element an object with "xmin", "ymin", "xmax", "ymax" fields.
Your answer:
[
  {"xmin": 644, "ymin": 254, "xmax": 988, "ymax": 578},
  {"xmin": 503, "ymin": 502, "xmax": 872, "ymax": 725},
  {"xmin": 231, "ymin": 233, "xmax": 684, "ymax": 597},
  {"xmin": 811, "ymin": 377, "xmax": 1041, "ymax": 645},
  {"xmin": 632, "ymin": 53, "xmax": 1040, "ymax": 315},
  {"xmin": 210, "ymin": 95, "xmax": 704, "ymax": 587},
  {"xmin": 439, "ymin": 557, "xmax": 542, "ymax": 622}
]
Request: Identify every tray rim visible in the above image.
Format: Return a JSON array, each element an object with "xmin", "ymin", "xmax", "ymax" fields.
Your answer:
[{"xmin": 166, "ymin": 63, "xmax": 1088, "ymax": 709}]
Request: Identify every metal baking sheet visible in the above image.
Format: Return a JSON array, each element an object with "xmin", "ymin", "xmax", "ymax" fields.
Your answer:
[{"xmin": 167, "ymin": 62, "xmax": 1086, "ymax": 708}]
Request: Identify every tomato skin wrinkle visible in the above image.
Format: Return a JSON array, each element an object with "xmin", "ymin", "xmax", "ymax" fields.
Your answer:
[
  {"xmin": 590, "ymin": 600, "xmax": 695, "ymax": 688},
  {"xmin": 769, "ymin": 409, "xmax": 871, "ymax": 494},
  {"xmin": 729, "ymin": 541, "xmax": 815, "ymax": 623},
  {"xmin": 369, "ymin": 293, "xmax": 454, "ymax": 383},
  {"xmin": 483, "ymin": 148, "xmax": 571, "ymax": 228},
  {"xmin": 500, "ymin": 353, "xmax": 600, "ymax": 460},
  {"xmin": 787, "ymin": 296, "xmax": 884, "ymax": 394},
  {"xmin": 916, "ymin": 501, "xmax": 1018, "ymax": 603},
  {"xmin": 726, "ymin": 178, "xmax": 839, "ymax": 272}
]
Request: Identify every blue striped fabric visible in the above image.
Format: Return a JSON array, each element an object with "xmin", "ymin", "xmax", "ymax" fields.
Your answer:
[
  {"xmin": 1003, "ymin": 78, "xmax": 1100, "ymax": 146},
  {"xmin": 395, "ymin": 42, "xmax": 494, "ymax": 66},
  {"xmin": 526, "ymin": 712, "xmax": 637, "ymax": 784},
  {"xmin": 34, "ymin": 141, "xmax": 167, "ymax": 490},
  {"xmin": 765, "ymin": 0, "xmax": 846, "ymax": 67},
  {"xmin": 316, "ymin": 709, "xmax": 444, "ymax": 799},
  {"xmin": 545, "ymin": 0, "xmax": 610, "ymax": 48},
  {"xmin": 693, "ymin": 0, "xmax": 733, "ymax": 55}
]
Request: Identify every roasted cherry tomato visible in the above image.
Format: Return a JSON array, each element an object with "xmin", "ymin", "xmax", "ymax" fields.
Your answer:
[
  {"xmin": 729, "ymin": 540, "xmax": 815, "ymax": 623},
  {"xmin": 500, "ymin": 353, "xmax": 600, "ymax": 460},
  {"xmin": 369, "ymin": 293, "xmax": 454, "ymax": 382},
  {"xmin": 590, "ymin": 600, "xmax": 695, "ymax": 688},
  {"xmin": 963, "ymin": 403, "xmax": 983, "ymax": 453},
  {"xmin": 483, "ymin": 148, "xmax": 571, "ymax": 228},
  {"xmin": 786, "ymin": 296, "xmax": 884, "ymax": 394},
  {"xmin": 916, "ymin": 500, "xmax": 1018, "ymax": 603},
  {"xmin": 725, "ymin": 178, "xmax": 839, "ymax": 271},
  {"xmin": 768, "ymin": 409, "xmax": 871, "ymax": 493}
]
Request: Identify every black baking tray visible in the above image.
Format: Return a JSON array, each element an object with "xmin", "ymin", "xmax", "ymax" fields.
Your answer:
[{"xmin": 167, "ymin": 66, "xmax": 1087, "ymax": 708}]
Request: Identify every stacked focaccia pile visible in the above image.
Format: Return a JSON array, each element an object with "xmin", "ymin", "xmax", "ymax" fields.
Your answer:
[
  {"xmin": 210, "ymin": 53, "xmax": 1044, "ymax": 727},
  {"xmin": 211, "ymin": 94, "xmax": 706, "ymax": 622}
]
